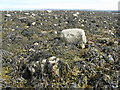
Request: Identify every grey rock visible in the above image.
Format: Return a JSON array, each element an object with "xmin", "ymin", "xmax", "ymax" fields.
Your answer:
[{"xmin": 22, "ymin": 67, "xmax": 32, "ymax": 80}]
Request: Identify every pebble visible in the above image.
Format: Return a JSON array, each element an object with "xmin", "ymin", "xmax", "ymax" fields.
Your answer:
[
  {"xmin": 108, "ymin": 54, "xmax": 114, "ymax": 61},
  {"xmin": 5, "ymin": 14, "xmax": 11, "ymax": 17},
  {"xmin": 34, "ymin": 42, "xmax": 39, "ymax": 46},
  {"xmin": 11, "ymin": 29, "xmax": 15, "ymax": 31},
  {"xmin": 32, "ymin": 13, "xmax": 36, "ymax": 16},
  {"xmin": 40, "ymin": 23, "xmax": 43, "ymax": 25},
  {"xmin": 81, "ymin": 24, "xmax": 84, "ymax": 27},
  {"xmin": 32, "ymin": 22, "xmax": 36, "ymax": 25},
  {"xmin": 73, "ymin": 13, "xmax": 78, "ymax": 17},
  {"xmin": 76, "ymin": 12, "xmax": 79, "ymax": 15},
  {"xmin": 54, "ymin": 31, "xmax": 58, "ymax": 34},
  {"xmin": 24, "ymin": 13, "xmax": 29, "ymax": 15},
  {"xmin": 29, "ymin": 48, "xmax": 35, "ymax": 52},
  {"xmin": 31, "ymin": 67, "xmax": 35, "ymax": 73},
  {"xmin": 46, "ymin": 10, "xmax": 52, "ymax": 13},
  {"xmin": 54, "ymin": 24, "xmax": 57, "ymax": 26},
  {"xmin": 114, "ymin": 41, "xmax": 118, "ymax": 45},
  {"xmin": 42, "ymin": 59, "xmax": 47, "ymax": 63},
  {"xmin": 48, "ymin": 56, "xmax": 56, "ymax": 61}
]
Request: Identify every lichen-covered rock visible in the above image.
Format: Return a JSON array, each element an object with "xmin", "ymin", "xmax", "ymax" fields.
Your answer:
[{"xmin": 61, "ymin": 28, "xmax": 87, "ymax": 48}]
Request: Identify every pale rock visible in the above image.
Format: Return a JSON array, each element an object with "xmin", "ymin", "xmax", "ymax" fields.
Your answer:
[
  {"xmin": 5, "ymin": 14, "xmax": 11, "ymax": 17},
  {"xmin": 65, "ymin": 22, "xmax": 68, "ymax": 24},
  {"xmin": 46, "ymin": 10, "xmax": 52, "ymax": 13},
  {"xmin": 73, "ymin": 12, "xmax": 79, "ymax": 17},
  {"xmin": 34, "ymin": 42, "xmax": 39, "ymax": 46},
  {"xmin": 32, "ymin": 13, "xmax": 36, "ymax": 16},
  {"xmin": 54, "ymin": 31, "xmax": 58, "ymax": 34},
  {"xmin": 76, "ymin": 12, "xmax": 79, "ymax": 15},
  {"xmin": 31, "ymin": 68, "xmax": 35, "ymax": 73},
  {"xmin": 73, "ymin": 13, "xmax": 78, "ymax": 17},
  {"xmin": 81, "ymin": 24, "xmax": 84, "ymax": 27},
  {"xmin": 42, "ymin": 59, "xmax": 47, "ymax": 64},
  {"xmin": 48, "ymin": 56, "xmax": 56, "ymax": 61},
  {"xmin": 12, "ymin": 29, "xmax": 15, "ymax": 31},
  {"xmin": 24, "ymin": 13, "xmax": 29, "ymax": 15},
  {"xmin": 29, "ymin": 48, "xmax": 35, "ymax": 52},
  {"xmin": 108, "ymin": 55, "xmax": 114, "ymax": 61},
  {"xmin": 54, "ymin": 24, "xmax": 57, "ymax": 26},
  {"xmin": 32, "ymin": 22, "xmax": 36, "ymax": 25},
  {"xmin": 61, "ymin": 28, "xmax": 87, "ymax": 48},
  {"xmin": 114, "ymin": 41, "xmax": 118, "ymax": 45},
  {"xmin": 40, "ymin": 23, "xmax": 43, "ymax": 25}
]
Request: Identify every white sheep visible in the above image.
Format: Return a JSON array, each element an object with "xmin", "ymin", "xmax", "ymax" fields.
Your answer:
[{"xmin": 61, "ymin": 28, "xmax": 87, "ymax": 48}]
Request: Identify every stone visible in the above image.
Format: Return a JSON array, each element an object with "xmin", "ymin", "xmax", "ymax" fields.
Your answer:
[
  {"xmin": 29, "ymin": 48, "xmax": 35, "ymax": 52},
  {"xmin": 32, "ymin": 22, "xmax": 36, "ymax": 25},
  {"xmin": 5, "ymin": 14, "xmax": 11, "ymax": 17},
  {"xmin": 54, "ymin": 24, "xmax": 57, "ymax": 26},
  {"xmin": 108, "ymin": 54, "xmax": 114, "ymax": 62},
  {"xmin": 114, "ymin": 41, "xmax": 118, "ymax": 45},
  {"xmin": 48, "ymin": 56, "xmax": 56, "ymax": 61},
  {"xmin": 81, "ymin": 24, "xmax": 84, "ymax": 27},
  {"xmin": 34, "ymin": 42, "xmax": 39, "ymax": 46},
  {"xmin": 22, "ymin": 67, "xmax": 32, "ymax": 80},
  {"xmin": 60, "ymin": 28, "xmax": 87, "ymax": 48},
  {"xmin": 54, "ymin": 31, "xmax": 58, "ymax": 34},
  {"xmin": 24, "ymin": 13, "xmax": 29, "ymax": 15},
  {"xmin": 32, "ymin": 13, "xmax": 36, "ymax": 16},
  {"xmin": 46, "ymin": 10, "xmax": 52, "ymax": 13},
  {"xmin": 73, "ymin": 13, "xmax": 78, "ymax": 17}
]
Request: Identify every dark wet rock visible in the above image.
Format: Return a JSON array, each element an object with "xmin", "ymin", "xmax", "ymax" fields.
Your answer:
[
  {"xmin": 6, "ymin": 32, "xmax": 17, "ymax": 42},
  {"xmin": 21, "ymin": 29, "xmax": 34, "ymax": 37},
  {"xmin": 58, "ymin": 60, "xmax": 70, "ymax": 77},
  {"xmin": 106, "ymin": 41, "xmax": 114, "ymax": 46},
  {"xmin": 19, "ymin": 55, "xmax": 70, "ymax": 88},
  {"xmin": 85, "ymin": 44, "xmax": 90, "ymax": 48},
  {"xmin": 22, "ymin": 67, "xmax": 32, "ymax": 80},
  {"xmin": 98, "ymin": 39, "xmax": 108, "ymax": 44},
  {"xmin": 102, "ymin": 46, "xmax": 112, "ymax": 53},
  {"xmin": 28, "ymin": 50, "xmax": 52, "ymax": 62},
  {"xmin": 91, "ymin": 20, "xmax": 96, "ymax": 23},
  {"xmin": 85, "ymin": 48, "xmax": 99, "ymax": 59}
]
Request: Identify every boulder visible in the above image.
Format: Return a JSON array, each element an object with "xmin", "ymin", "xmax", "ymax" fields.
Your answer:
[{"xmin": 61, "ymin": 28, "xmax": 87, "ymax": 48}]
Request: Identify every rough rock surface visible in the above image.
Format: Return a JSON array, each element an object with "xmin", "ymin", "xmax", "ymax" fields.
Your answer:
[{"xmin": 61, "ymin": 28, "xmax": 87, "ymax": 48}]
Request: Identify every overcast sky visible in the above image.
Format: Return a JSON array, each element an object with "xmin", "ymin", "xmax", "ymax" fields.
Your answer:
[{"xmin": 0, "ymin": 0, "xmax": 119, "ymax": 10}]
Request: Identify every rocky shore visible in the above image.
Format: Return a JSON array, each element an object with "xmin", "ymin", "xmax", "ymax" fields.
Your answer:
[{"xmin": 1, "ymin": 10, "xmax": 120, "ymax": 89}]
